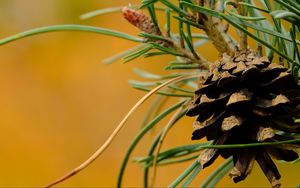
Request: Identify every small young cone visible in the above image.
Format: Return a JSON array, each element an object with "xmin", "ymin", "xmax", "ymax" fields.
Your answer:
[{"xmin": 121, "ymin": 7, "xmax": 161, "ymax": 35}]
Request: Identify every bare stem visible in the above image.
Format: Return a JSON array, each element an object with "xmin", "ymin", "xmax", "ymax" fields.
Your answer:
[
  {"xmin": 237, "ymin": 0, "xmax": 248, "ymax": 50},
  {"xmin": 194, "ymin": 1, "xmax": 237, "ymax": 55},
  {"xmin": 172, "ymin": 40, "xmax": 210, "ymax": 67},
  {"xmin": 162, "ymin": 36, "xmax": 210, "ymax": 69},
  {"xmin": 202, "ymin": 17, "xmax": 237, "ymax": 55}
]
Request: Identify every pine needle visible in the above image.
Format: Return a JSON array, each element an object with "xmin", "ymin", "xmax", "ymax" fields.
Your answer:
[
  {"xmin": 150, "ymin": 105, "xmax": 187, "ymax": 187},
  {"xmin": 45, "ymin": 74, "xmax": 200, "ymax": 188}
]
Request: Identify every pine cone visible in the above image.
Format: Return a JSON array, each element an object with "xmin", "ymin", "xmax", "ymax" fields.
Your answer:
[{"xmin": 186, "ymin": 49, "xmax": 300, "ymax": 188}]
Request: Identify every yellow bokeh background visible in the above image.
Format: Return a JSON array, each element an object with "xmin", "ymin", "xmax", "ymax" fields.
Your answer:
[{"xmin": 0, "ymin": 0, "xmax": 299, "ymax": 187}]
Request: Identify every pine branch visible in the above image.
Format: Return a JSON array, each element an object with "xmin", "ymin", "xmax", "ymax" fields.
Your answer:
[
  {"xmin": 182, "ymin": 1, "xmax": 238, "ymax": 55},
  {"xmin": 237, "ymin": 0, "xmax": 248, "ymax": 50}
]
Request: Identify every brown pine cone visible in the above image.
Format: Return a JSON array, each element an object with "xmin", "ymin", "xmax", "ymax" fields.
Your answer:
[{"xmin": 186, "ymin": 49, "xmax": 300, "ymax": 188}]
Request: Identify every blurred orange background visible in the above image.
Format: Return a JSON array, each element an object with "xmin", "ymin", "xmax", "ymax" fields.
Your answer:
[{"xmin": 0, "ymin": 0, "xmax": 299, "ymax": 187}]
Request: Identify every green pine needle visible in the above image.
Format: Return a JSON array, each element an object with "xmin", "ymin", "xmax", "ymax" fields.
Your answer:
[
  {"xmin": 0, "ymin": 25, "xmax": 142, "ymax": 45},
  {"xmin": 117, "ymin": 100, "xmax": 187, "ymax": 188}
]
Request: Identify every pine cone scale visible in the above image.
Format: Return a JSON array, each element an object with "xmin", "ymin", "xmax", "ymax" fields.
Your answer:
[
  {"xmin": 230, "ymin": 149, "xmax": 256, "ymax": 183},
  {"xmin": 256, "ymin": 151, "xmax": 281, "ymax": 188}
]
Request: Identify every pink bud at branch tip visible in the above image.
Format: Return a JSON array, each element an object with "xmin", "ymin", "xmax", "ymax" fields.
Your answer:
[{"xmin": 121, "ymin": 7, "xmax": 160, "ymax": 35}]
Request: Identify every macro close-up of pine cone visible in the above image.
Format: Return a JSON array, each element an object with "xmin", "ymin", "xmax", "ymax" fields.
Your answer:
[
  {"xmin": 187, "ymin": 49, "xmax": 300, "ymax": 187},
  {"xmin": 1, "ymin": 0, "xmax": 300, "ymax": 187}
]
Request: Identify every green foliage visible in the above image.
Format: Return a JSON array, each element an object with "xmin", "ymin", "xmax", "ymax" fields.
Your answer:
[
  {"xmin": 0, "ymin": 25, "xmax": 142, "ymax": 44},
  {"xmin": 0, "ymin": 0, "xmax": 300, "ymax": 187},
  {"xmin": 199, "ymin": 158, "xmax": 233, "ymax": 187},
  {"xmin": 117, "ymin": 100, "xmax": 187, "ymax": 187},
  {"xmin": 168, "ymin": 160, "xmax": 201, "ymax": 187}
]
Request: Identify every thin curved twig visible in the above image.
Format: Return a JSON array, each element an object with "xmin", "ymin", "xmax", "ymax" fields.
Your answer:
[
  {"xmin": 46, "ymin": 74, "xmax": 200, "ymax": 188},
  {"xmin": 150, "ymin": 105, "xmax": 187, "ymax": 187}
]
